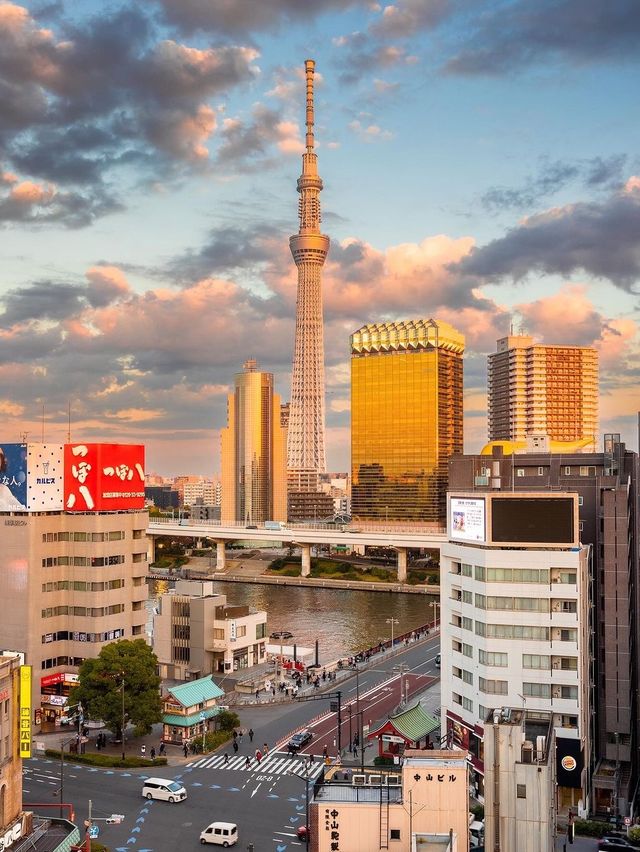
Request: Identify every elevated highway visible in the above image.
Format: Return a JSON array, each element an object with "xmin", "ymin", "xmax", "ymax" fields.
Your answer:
[{"xmin": 147, "ymin": 519, "xmax": 447, "ymax": 582}]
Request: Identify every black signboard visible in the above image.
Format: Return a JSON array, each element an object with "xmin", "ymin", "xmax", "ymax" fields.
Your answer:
[
  {"xmin": 491, "ymin": 497, "xmax": 574, "ymax": 544},
  {"xmin": 556, "ymin": 736, "xmax": 583, "ymax": 788}
]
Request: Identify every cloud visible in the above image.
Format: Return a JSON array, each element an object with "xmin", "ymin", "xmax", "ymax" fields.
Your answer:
[
  {"xmin": 444, "ymin": 0, "xmax": 640, "ymax": 75},
  {"xmin": 215, "ymin": 103, "xmax": 304, "ymax": 170},
  {"xmin": 481, "ymin": 155, "xmax": 627, "ymax": 213},
  {"xmin": 0, "ymin": 280, "xmax": 85, "ymax": 326},
  {"xmin": 85, "ymin": 266, "xmax": 131, "ymax": 308},
  {"xmin": 370, "ymin": 0, "xmax": 451, "ymax": 38},
  {"xmin": 336, "ymin": 33, "xmax": 418, "ymax": 83},
  {"xmin": 457, "ymin": 184, "xmax": 640, "ymax": 290},
  {"xmin": 348, "ymin": 118, "xmax": 393, "ymax": 141},
  {"xmin": 153, "ymin": 0, "xmax": 367, "ymax": 35}
]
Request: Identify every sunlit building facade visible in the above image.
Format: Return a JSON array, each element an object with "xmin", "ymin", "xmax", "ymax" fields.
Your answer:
[
  {"xmin": 221, "ymin": 360, "xmax": 287, "ymax": 525},
  {"xmin": 351, "ymin": 319, "xmax": 464, "ymax": 525},
  {"xmin": 488, "ymin": 334, "xmax": 598, "ymax": 449}
]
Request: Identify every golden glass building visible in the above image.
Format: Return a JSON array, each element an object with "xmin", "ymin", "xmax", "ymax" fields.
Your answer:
[
  {"xmin": 221, "ymin": 360, "xmax": 287, "ymax": 525},
  {"xmin": 351, "ymin": 319, "xmax": 464, "ymax": 525}
]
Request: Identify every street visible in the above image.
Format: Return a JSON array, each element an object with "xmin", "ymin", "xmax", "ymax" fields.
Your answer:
[{"xmin": 23, "ymin": 635, "xmax": 441, "ymax": 851}]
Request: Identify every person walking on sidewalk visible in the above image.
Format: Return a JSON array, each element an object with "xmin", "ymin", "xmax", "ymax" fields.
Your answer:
[
  {"xmin": 322, "ymin": 744, "xmax": 328, "ymax": 760},
  {"xmin": 255, "ymin": 749, "xmax": 262, "ymax": 764},
  {"xmin": 223, "ymin": 753, "xmax": 229, "ymax": 765},
  {"xmin": 248, "ymin": 728, "xmax": 254, "ymax": 742},
  {"xmin": 263, "ymin": 743, "xmax": 269, "ymax": 756},
  {"xmin": 245, "ymin": 756, "xmax": 251, "ymax": 769},
  {"xmin": 233, "ymin": 739, "xmax": 238, "ymax": 754},
  {"xmin": 183, "ymin": 743, "xmax": 189, "ymax": 758},
  {"xmin": 150, "ymin": 746, "xmax": 156, "ymax": 760},
  {"xmin": 140, "ymin": 744, "xmax": 146, "ymax": 758}
]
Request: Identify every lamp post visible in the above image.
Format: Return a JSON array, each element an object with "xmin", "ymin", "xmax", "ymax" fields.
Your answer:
[
  {"xmin": 120, "ymin": 678, "xmax": 126, "ymax": 761},
  {"xmin": 429, "ymin": 600, "xmax": 440, "ymax": 630},
  {"xmin": 58, "ymin": 734, "xmax": 78, "ymax": 818},
  {"xmin": 393, "ymin": 664, "xmax": 409, "ymax": 706},
  {"xmin": 386, "ymin": 618, "xmax": 399, "ymax": 649}
]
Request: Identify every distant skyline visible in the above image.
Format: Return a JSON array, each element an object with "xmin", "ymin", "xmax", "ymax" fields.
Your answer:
[{"xmin": 1, "ymin": 0, "xmax": 639, "ymax": 476}]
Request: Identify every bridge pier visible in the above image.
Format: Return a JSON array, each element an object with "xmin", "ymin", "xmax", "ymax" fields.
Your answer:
[
  {"xmin": 301, "ymin": 544, "xmax": 312, "ymax": 577},
  {"xmin": 214, "ymin": 539, "xmax": 226, "ymax": 572},
  {"xmin": 396, "ymin": 547, "xmax": 408, "ymax": 583}
]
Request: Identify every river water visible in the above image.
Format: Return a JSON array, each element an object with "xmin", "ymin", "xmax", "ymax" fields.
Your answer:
[{"xmin": 147, "ymin": 579, "xmax": 437, "ymax": 663}]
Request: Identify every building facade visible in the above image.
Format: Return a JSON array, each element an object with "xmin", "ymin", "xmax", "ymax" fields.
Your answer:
[
  {"xmin": 449, "ymin": 438, "xmax": 640, "ymax": 818},
  {"xmin": 220, "ymin": 360, "xmax": 287, "ymax": 525},
  {"xmin": 487, "ymin": 334, "xmax": 598, "ymax": 448},
  {"xmin": 154, "ymin": 581, "xmax": 267, "ymax": 680},
  {"xmin": 0, "ymin": 656, "xmax": 22, "ymax": 832},
  {"xmin": 287, "ymin": 59, "xmax": 329, "ymax": 492},
  {"xmin": 440, "ymin": 491, "xmax": 590, "ymax": 814},
  {"xmin": 351, "ymin": 319, "xmax": 464, "ymax": 525}
]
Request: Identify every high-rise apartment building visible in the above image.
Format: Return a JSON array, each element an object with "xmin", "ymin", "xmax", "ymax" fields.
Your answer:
[
  {"xmin": 0, "ymin": 441, "xmax": 149, "ymax": 725},
  {"xmin": 220, "ymin": 360, "xmax": 287, "ymax": 525},
  {"xmin": 488, "ymin": 334, "xmax": 598, "ymax": 448},
  {"xmin": 286, "ymin": 60, "xmax": 329, "ymax": 492},
  {"xmin": 449, "ymin": 437, "xmax": 640, "ymax": 819},
  {"xmin": 351, "ymin": 319, "xmax": 464, "ymax": 525},
  {"xmin": 440, "ymin": 491, "xmax": 590, "ymax": 814}
]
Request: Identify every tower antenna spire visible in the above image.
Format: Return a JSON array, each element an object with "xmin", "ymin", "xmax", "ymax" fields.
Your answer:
[{"xmin": 305, "ymin": 59, "xmax": 316, "ymax": 152}]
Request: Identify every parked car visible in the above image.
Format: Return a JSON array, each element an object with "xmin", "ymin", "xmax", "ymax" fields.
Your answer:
[
  {"xmin": 287, "ymin": 730, "xmax": 313, "ymax": 752},
  {"xmin": 200, "ymin": 822, "xmax": 238, "ymax": 847},
  {"xmin": 598, "ymin": 840, "xmax": 635, "ymax": 851},
  {"xmin": 297, "ymin": 826, "xmax": 309, "ymax": 841},
  {"xmin": 435, "ymin": 654, "xmax": 441, "ymax": 668}
]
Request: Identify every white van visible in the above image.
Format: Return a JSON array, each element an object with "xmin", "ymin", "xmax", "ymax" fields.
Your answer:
[
  {"xmin": 200, "ymin": 822, "xmax": 238, "ymax": 847},
  {"xmin": 141, "ymin": 777, "xmax": 187, "ymax": 803}
]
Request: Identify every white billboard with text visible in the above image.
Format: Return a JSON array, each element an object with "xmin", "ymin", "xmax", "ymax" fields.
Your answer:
[{"xmin": 449, "ymin": 497, "xmax": 486, "ymax": 543}]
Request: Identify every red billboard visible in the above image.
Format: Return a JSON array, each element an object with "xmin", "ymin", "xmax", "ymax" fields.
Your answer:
[{"xmin": 64, "ymin": 444, "xmax": 145, "ymax": 511}]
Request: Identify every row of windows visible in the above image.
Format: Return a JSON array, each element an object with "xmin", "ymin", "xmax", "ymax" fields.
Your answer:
[
  {"xmin": 42, "ymin": 604, "xmax": 125, "ymax": 618},
  {"xmin": 42, "ymin": 579, "xmax": 125, "ymax": 593},
  {"xmin": 452, "ymin": 643, "xmax": 578, "ymax": 671},
  {"xmin": 42, "ymin": 628, "xmax": 125, "ymax": 644},
  {"xmin": 42, "ymin": 655, "xmax": 85, "ymax": 669},
  {"xmin": 474, "ymin": 595, "xmax": 550, "ymax": 612},
  {"xmin": 523, "ymin": 683, "xmax": 578, "ymax": 700},
  {"xmin": 42, "ymin": 530, "xmax": 127, "ymax": 542},
  {"xmin": 452, "ymin": 565, "xmax": 578, "ymax": 585},
  {"xmin": 452, "ymin": 693, "xmax": 474, "ymax": 713},
  {"xmin": 42, "ymin": 555, "xmax": 127, "ymax": 567},
  {"xmin": 452, "ymin": 666, "xmax": 474, "ymax": 685},
  {"xmin": 474, "ymin": 622, "xmax": 551, "ymax": 641}
]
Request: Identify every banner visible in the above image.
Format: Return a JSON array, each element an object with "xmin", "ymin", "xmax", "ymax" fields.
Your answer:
[
  {"xmin": 19, "ymin": 665, "xmax": 31, "ymax": 759},
  {"xmin": 556, "ymin": 736, "xmax": 583, "ymax": 788},
  {"xmin": 64, "ymin": 444, "xmax": 145, "ymax": 511}
]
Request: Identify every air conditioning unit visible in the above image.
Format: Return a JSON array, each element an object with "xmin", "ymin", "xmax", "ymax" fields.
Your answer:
[
  {"xmin": 352, "ymin": 774, "xmax": 366, "ymax": 786},
  {"xmin": 368, "ymin": 774, "xmax": 383, "ymax": 786},
  {"xmin": 386, "ymin": 775, "xmax": 401, "ymax": 786}
]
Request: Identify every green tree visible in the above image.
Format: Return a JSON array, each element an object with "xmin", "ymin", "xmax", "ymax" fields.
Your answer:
[
  {"xmin": 216, "ymin": 709, "xmax": 240, "ymax": 731},
  {"xmin": 69, "ymin": 639, "xmax": 162, "ymax": 738}
]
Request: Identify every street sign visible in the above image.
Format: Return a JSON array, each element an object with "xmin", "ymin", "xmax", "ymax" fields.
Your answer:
[
  {"xmin": 624, "ymin": 817, "xmax": 631, "ymax": 826},
  {"xmin": 88, "ymin": 825, "xmax": 100, "ymax": 839}
]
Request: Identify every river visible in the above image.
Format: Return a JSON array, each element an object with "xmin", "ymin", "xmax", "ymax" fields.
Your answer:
[{"xmin": 147, "ymin": 579, "xmax": 437, "ymax": 663}]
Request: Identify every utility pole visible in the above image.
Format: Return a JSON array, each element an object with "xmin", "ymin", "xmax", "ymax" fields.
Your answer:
[{"xmin": 120, "ymin": 678, "xmax": 126, "ymax": 761}]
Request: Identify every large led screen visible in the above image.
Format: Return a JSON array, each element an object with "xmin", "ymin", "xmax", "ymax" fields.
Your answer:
[
  {"xmin": 449, "ymin": 497, "xmax": 486, "ymax": 542},
  {"xmin": 491, "ymin": 497, "xmax": 575, "ymax": 544}
]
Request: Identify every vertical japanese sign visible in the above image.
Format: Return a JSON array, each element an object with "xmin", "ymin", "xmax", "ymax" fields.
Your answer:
[
  {"xmin": 64, "ymin": 444, "xmax": 145, "ymax": 511},
  {"xmin": 19, "ymin": 665, "xmax": 32, "ymax": 759},
  {"xmin": 324, "ymin": 808, "xmax": 340, "ymax": 850}
]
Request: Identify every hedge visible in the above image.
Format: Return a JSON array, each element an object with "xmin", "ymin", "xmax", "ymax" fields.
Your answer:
[
  {"xmin": 573, "ymin": 819, "xmax": 614, "ymax": 837},
  {"xmin": 45, "ymin": 749, "xmax": 167, "ymax": 769}
]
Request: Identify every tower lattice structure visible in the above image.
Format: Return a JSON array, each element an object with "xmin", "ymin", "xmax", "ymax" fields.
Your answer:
[{"xmin": 287, "ymin": 59, "xmax": 329, "ymax": 489}]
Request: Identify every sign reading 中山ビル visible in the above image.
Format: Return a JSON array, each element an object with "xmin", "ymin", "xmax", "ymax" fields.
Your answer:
[
  {"xmin": 19, "ymin": 665, "xmax": 31, "ymax": 759},
  {"xmin": 64, "ymin": 444, "xmax": 145, "ymax": 512}
]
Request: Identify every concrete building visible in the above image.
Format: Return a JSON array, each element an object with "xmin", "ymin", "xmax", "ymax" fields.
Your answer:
[
  {"xmin": 221, "ymin": 360, "xmax": 287, "ymax": 525},
  {"xmin": 145, "ymin": 485, "xmax": 179, "ymax": 509},
  {"xmin": 483, "ymin": 709, "xmax": 556, "ymax": 852},
  {"xmin": 161, "ymin": 675, "xmax": 224, "ymax": 745},
  {"xmin": 309, "ymin": 751, "xmax": 469, "ymax": 852},
  {"xmin": 0, "ymin": 656, "xmax": 22, "ymax": 831},
  {"xmin": 287, "ymin": 490, "xmax": 334, "ymax": 524},
  {"xmin": 487, "ymin": 333, "xmax": 598, "ymax": 448},
  {"xmin": 449, "ymin": 437, "xmax": 639, "ymax": 818},
  {"xmin": 351, "ymin": 319, "xmax": 464, "ymax": 526},
  {"xmin": 440, "ymin": 491, "xmax": 590, "ymax": 815},
  {"xmin": 154, "ymin": 580, "xmax": 267, "ymax": 680},
  {"xmin": 0, "ymin": 441, "xmax": 149, "ymax": 726}
]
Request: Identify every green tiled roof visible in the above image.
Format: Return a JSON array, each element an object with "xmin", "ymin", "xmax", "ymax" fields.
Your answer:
[
  {"xmin": 167, "ymin": 676, "xmax": 224, "ymax": 708},
  {"xmin": 163, "ymin": 706, "xmax": 221, "ymax": 728},
  {"xmin": 370, "ymin": 701, "xmax": 439, "ymax": 741}
]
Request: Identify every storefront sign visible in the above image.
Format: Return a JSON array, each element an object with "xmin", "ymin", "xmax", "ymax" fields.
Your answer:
[
  {"xmin": 229, "ymin": 620, "xmax": 237, "ymax": 642},
  {"xmin": 41, "ymin": 672, "xmax": 64, "ymax": 688},
  {"xmin": 382, "ymin": 734, "xmax": 406, "ymax": 744},
  {"xmin": 19, "ymin": 665, "xmax": 31, "ymax": 759},
  {"xmin": 324, "ymin": 808, "xmax": 340, "ymax": 851},
  {"xmin": 45, "ymin": 695, "xmax": 67, "ymax": 707}
]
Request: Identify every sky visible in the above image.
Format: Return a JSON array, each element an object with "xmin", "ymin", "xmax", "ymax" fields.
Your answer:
[{"xmin": 1, "ymin": 0, "xmax": 639, "ymax": 477}]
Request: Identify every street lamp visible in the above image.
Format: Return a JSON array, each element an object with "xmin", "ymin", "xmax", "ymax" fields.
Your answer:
[
  {"xmin": 119, "ymin": 678, "xmax": 126, "ymax": 761},
  {"xmin": 429, "ymin": 600, "xmax": 440, "ymax": 630},
  {"xmin": 386, "ymin": 618, "xmax": 399, "ymax": 649},
  {"xmin": 393, "ymin": 664, "xmax": 409, "ymax": 706}
]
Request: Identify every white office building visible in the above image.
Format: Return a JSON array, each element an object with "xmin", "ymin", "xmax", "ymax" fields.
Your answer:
[{"xmin": 440, "ymin": 492, "xmax": 590, "ymax": 816}]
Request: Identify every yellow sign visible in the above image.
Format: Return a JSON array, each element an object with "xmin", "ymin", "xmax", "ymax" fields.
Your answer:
[{"xmin": 19, "ymin": 665, "xmax": 31, "ymax": 759}]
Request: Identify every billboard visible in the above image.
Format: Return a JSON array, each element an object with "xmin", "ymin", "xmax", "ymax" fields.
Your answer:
[
  {"xmin": 491, "ymin": 497, "xmax": 575, "ymax": 545},
  {"xmin": 64, "ymin": 443, "xmax": 145, "ymax": 512},
  {"xmin": 449, "ymin": 497, "xmax": 486, "ymax": 542},
  {"xmin": 0, "ymin": 443, "xmax": 64, "ymax": 511},
  {"xmin": 556, "ymin": 737, "xmax": 583, "ymax": 788},
  {"xmin": 19, "ymin": 665, "xmax": 31, "ymax": 759}
]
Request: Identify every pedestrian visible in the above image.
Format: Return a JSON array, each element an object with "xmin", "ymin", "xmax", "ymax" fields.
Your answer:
[
  {"xmin": 239, "ymin": 730, "xmax": 243, "ymax": 744},
  {"xmin": 233, "ymin": 739, "xmax": 238, "ymax": 754},
  {"xmin": 255, "ymin": 688, "xmax": 260, "ymax": 700},
  {"xmin": 263, "ymin": 743, "xmax": 269, "ymax": 756},
  {"xmin": 140, "ymin": 744, "xmax": 146, "ymax": 757},
  {"xmin": 183, "ymin": 743, "xmax": 189, "ymax": 758},
  {"xmin": 322, "ymin": 744, "xmax": 328, "ymax": 759},
  {"xmin": 96, "ymin": 736, "xmax": 101, "ymax": 751},
  {"xmin": 248, "ymin": 728, "xmax": 254, "ymax": 742},
  {"xmin": 245, "ymin": 756, "xmax": 251, "ymax": 769},
  {"xmin": 255, "ymin": 749, "xmax": 262, "ymax": 764},
  {"xmin": 150, "ymin": 746, "xmax": 156, "ymax": 760},
  {"xmin": 233, "ymin": 730, "xmax": 238, "ymax": 740},
  {"xmin": 353, "ymin": 744, "xmax": 358, "ymax": 758},
  {"xmin": 224, "ymin": 752, "xmax": 229, "ymax": 764},
  {"xmin": 272, "ymin": 686, "xmax": 276, "ymax": 697},
  {"xmin": 159, "ymin": 743, "xmax": 165, "ymax": 756}
]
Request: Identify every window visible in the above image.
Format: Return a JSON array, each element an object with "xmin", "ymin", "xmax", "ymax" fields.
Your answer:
[
  {"xmin": 463, "ymin": 697, "xmax": 473, "ymax": 713},
  {"xmin": 452, "ymin": 692, "xmax": 462, "ymax": 706},
  {"xmin": 517, "ymin": 785, "xmax": 527, "ymax": 799},
  {"xmin": 462, "ymin": 670, "xmax": 473, "ymax": 685},
  {"xmin": 516, "ymin": 468, "xmax": 525, "ymax": 477},
  {"xmin": 236, "ymin": 625, "xmax": 247, "ymax": 638},
  {"xmin": 475, "ymin": 593, "xmax": 486, "ymax": 609},
  {"xmin": 478, "ymin": 705, "xmax": 488, "ymax": 721},
  {"xmin": 474, "ymin": 565, "xmax": 485, "ymax": 581},
  {"xmin": 390, "ymin": 830, "xmax": 401, "ymax": 841},
  {"xmin": 452, "ymin": 639, "xmax": 462, "ymax": 653},
  {"xmin": 523, "ymin": 654, "xmax": 550, "ymax": 669},
  {"xmin": 485, "ymin": 567, "xmax": 549, "ymax": 583},
  {"xmin": 462, "ymin": 643, "xmax": 473, "ymax": 658},
  {"xmin": 564, "ymin": 466, "xmax": 571, "ymax": 475},
  {"xmin": 475, "ymin": 621, "xmax": 486, "ymax": 637},
  {"xmin": 486, "ymin": 624, "xmax": 549, "ymax": 640},
  {"xmin": 479, "ymin": 678, "xmax": 508, "ymax": 695},
  {"xmin": 538, "ymin": 467, "xmax": 545, "ymax": 476},
  {"xmin": 578, "ymin": 496, "xmax": 584, "ymax": 506},
  {"xmin": 559, "ymin": 629, "xmax": 577, "ymax": 642},
  {"xmin": 451, "ymin": 561, "xmax": 461, "ymax": 575},
  {"xmin": 560, "ymin": 686, "xmax": 578, "ymax": 700},
  {"xmin": 523, "ymin": 683, "xmax": 551, "ymax": 698},
  {"xmin": 462, "ymin": 590, "xmax": 473, "ymax": 604},
  {"xmin": 462, "ymin": 617, "xmax": 473, "ymax": 631},
  {"xmin": 213, "ymin": 628, "xmax": 225, "ymax": 640},
  {"xmin": 558, "ymin": 657, "xmax": 578, "ymax": 671},
  {"xmin": 579, "ymin": 466, "xmax": 588, "ymax": 476},
  {"xmin": 461, "ymin": 563, "xmax": 473, "ymax": 578},
  {"xmin": 479, "ymin": 650, "xmax": 508, "ymax": 667},
  {"xmin": 256, "ymin": 623, "xmax": 266, "ymax": 640},
  {"xmin": 453, "ymin": 666, "xmax": 462, "ymax": 679}
]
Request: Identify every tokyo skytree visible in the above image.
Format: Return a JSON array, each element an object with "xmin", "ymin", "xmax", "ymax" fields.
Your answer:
[{"xmin": 287, "ymin": 59, "xmax": 329, "ymax": 489}]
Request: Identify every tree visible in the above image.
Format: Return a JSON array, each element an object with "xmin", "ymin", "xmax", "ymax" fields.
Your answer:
[{"xmin": 69, "ymin": 639, "xmax": 162, "ymax": 738}]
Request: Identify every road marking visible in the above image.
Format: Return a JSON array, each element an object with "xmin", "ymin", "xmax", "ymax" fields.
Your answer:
[
  {"xmin": 275, "ymin": 831, "xmax": 297, "ymax": 837},
  {"xmin": 250, "ymin": 782, "xmax": 262, "ymax": 798}
]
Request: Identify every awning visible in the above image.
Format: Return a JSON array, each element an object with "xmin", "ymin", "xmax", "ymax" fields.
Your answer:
[{"xmin": 162, "ymin": 706, "xmax": 221, "ymax": 728}]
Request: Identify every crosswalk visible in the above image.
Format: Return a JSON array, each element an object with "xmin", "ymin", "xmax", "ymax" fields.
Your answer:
[{"xmin": 188, "ymin": 750, "xmax": 324, "ymax": 779}]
